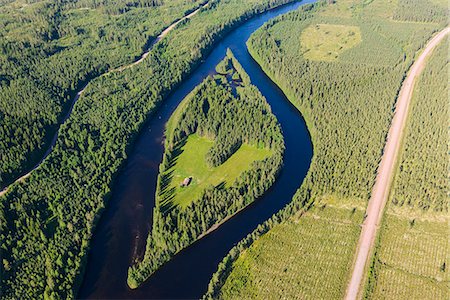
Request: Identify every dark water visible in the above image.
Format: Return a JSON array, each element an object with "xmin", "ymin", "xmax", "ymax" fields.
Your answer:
[{"xmin": 78, "ymin": 0, "xmax": 315, "ymax": 298}]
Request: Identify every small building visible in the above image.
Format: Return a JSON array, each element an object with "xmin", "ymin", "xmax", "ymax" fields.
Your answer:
[{"xmin": 180, "ymin": 177, "xmax": 192, "ymax": 187}]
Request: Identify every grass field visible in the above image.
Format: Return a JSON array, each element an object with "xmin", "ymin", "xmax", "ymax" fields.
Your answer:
[
  {"xmin": 300, "ymin": 23, "xmax": 361, "ymax": 61},
  {"xmin": 219, "ymin": 199, "xmax": 364, "ymax": 299},
  {"xmin": 159, "ymin": 134, "xmax": 272, "ymax": 210}
]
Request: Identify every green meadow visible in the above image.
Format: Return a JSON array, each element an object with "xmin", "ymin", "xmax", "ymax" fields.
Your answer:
[
  {"xmin": 300, "ymin": 23, "xmax": 362, "ymax": 61},
  {"xmin": 159, "ymin": 134, "xmax": 272, "ymax": 210}
]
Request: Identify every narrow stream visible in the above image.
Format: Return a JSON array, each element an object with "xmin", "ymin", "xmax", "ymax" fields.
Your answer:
[{"xmin": 78, "ymin": 0, "xmax": 315, "ymax": 298}]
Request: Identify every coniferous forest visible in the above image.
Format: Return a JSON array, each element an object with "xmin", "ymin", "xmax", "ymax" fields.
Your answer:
[
  {"xmin": 204, "ymin": 0, "xmax": 447, "ymax": 298},
  {"xmin": 1, "ymin": 0, "xmax": 448, "ymax": 299},
  {"xmin": 0, "ymin": 1, "xmax": 294, "ymax": 298},
  {"xmin": 0, "ymin": 0, "xmax": 204, "ymax": 188}
]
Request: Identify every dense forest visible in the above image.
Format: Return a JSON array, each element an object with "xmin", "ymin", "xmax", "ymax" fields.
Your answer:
[
  {"xmin": 0, "ymin": 0, "xmax": 205, "ymax": 188},
  {"xmin": 127, "ymin": 49, "xmax": 284, "ymax": 288},
  {"xmin": 204, "ymin": 0, "xmax": 446, "ymax": 297},
  {"xmin": 0, "ymin": 0, "xmax": 296, "ymax": 299},
  {"xmin": 389, "ymin": 40, "xmax": 448, "ymax": 213},
  {"xmin": 393, "ymin": 0, "xmax": 447, "ymax": 23}
]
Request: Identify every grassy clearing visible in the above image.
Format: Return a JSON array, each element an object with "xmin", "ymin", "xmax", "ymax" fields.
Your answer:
[
  {"xmin": 159, "ymin": 134, "xmax": 272, "ymax": 210},
  {"xmin": 300, "ymin": 23, "xmax": 361, "ymax": 61},
  {"xmin": 219, "ymin": 199, "xmax": 364, "ymax": 299}
]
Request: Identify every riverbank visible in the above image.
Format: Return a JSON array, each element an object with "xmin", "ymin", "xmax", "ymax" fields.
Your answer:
[{"xmin": 77, "ymin": 1, "xmax": 314, "ymax": 298}]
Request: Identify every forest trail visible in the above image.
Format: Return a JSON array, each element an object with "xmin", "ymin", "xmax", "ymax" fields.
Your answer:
[
  {"xmin": 345, "ymin": 27, "xmax": 450, "ymax": 300},
  {"xmin": 0, "ymin": 2, "xmax": 209, "ymax": 198}
]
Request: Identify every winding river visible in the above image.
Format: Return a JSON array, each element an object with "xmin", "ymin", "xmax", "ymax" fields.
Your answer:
[{"xmin": 78, "ymin": 0, "xmax": 315, "ymax": 298}]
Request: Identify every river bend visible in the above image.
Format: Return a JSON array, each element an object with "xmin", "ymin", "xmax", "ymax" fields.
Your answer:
[{"xmin": 79, "ymin": 0, "xmax": 315, "ymax": 298}]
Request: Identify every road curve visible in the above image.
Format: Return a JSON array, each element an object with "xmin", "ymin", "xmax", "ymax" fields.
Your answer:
[
  {"xmin": 345, "ymin": 27, "xmax": 450, "ymax": 300},
  {"xmin": 0, "ymin": 2, "xmax": 208, "ymax": 198}
]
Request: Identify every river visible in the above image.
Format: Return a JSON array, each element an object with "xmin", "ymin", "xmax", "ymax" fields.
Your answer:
[{"xmin": 78, "ymin": 0, "xmax": 315, "ymax": 298}]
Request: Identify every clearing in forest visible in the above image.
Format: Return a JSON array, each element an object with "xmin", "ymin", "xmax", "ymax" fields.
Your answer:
[
  {"xmin": 219, "ymin": 199, "xmax": 365, "ymax": 299},
  {"xmin": 159, "ymin": 134, "xmax": 272, "ymax": 210},
  {"xmin": 300, "ymin": 23, "xmax": 361, "ymax": 61}
]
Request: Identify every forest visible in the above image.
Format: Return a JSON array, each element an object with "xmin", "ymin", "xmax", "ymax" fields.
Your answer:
[
  {"xmin": 0, "ymin": 0, "xmax": 205, "ymax": 188},
  {"xmin": 204, "ymin": 0, "xmax": 446, "ymax": 297},
  {"xmin": 388, "ymin": 41, "xmax": 448, "ymax": 213},
  {"xmin": 127, "ymin": 49, "xmax": 284, "ymax": 288},
  {"xmin": 0, "ymin": 0, "xmax": 296, "ymax": 299},
  {"xmin": 393, "ymin": 0, "xmax": 447, "ymax": 23},
  {"xmin": 2, "ymin": 0, "xmax": 447, "ymax": 298}
]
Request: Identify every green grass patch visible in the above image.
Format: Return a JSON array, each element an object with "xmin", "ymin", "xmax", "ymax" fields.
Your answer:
[
  {"xmin": 159, "ymin": 134, "xmax": 272, "ymax": 211},
  {"xmin": 300, "ymin": 23, "xmax": 361, "ymax": 61}
]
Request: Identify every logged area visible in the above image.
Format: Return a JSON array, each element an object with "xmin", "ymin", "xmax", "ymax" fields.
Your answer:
[
  {"xmin": 205, "ymin": 0, "xmax": 447, "ymax": 298},
  {"xmin": 219, "ymin": 200, "xmax": 364, "ymax": 299}
]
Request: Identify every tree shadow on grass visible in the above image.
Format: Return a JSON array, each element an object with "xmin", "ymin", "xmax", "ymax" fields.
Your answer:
[
  {"xmin": 166, "ymin": 138, "xmax": 187, "ymax": 169},
  {"xmin": 215, "ymin": 181, "xmax": 226, "ymax": 190},
  {"xmin": 160, "ymin": 189, "xmax": 177, "ymax": 214},
  {"xmin": 158, "ymin": 138, "xmax": 190, "ymax": 214},
  {"xmin": 159, "ymin": 169, "xmax": 175, "ymax": 194}
]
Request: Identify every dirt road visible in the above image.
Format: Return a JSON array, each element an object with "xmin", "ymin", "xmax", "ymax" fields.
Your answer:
[
  {"xmin": 345, "ymin": 27, "xmax": 450, "ymax": 300},
  {"xmin": 0, "ymin": 2, "xmax": 208, "ymax": 198}
]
